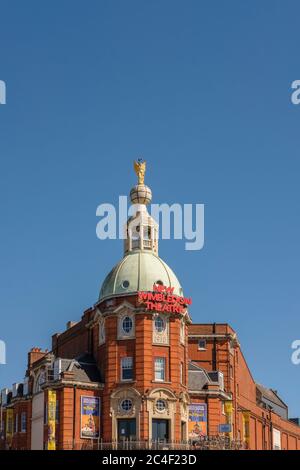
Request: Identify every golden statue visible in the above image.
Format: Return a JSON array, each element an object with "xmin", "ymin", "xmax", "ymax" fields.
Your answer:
[{"xmin": 134, "ymin": 159, "xmax": 146, "ymax": 185}]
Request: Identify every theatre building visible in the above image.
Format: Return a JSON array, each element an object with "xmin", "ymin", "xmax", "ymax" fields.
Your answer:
[{"xmin": 1, "ymin": 164, "xmax": 300, "ymax": 450}]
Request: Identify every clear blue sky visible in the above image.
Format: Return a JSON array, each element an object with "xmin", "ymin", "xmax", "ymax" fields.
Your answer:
[{"xmin": 0, "ymin": 1, "xmax": 300, "ymax": 416}]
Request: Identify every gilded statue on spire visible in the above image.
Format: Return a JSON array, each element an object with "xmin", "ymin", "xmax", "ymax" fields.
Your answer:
[{"xmin": 134, "ymin": 159, "xmax": 146, "ymax": 185}]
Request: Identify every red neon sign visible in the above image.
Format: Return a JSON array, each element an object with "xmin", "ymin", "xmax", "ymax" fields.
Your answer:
[{"xmin": 138, "ymin": 284, "xmax": 192, "ymax": 314}]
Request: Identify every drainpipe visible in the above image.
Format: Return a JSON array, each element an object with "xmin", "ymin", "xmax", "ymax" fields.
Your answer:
[
  {"xmin": 212, "ymin": 323, "xmax": 217, "ymax": 370},
  {"xmin": 270, "ymin": 420, "xmax": 273, "ymax": 450},
  {"xmin": 73, "ymin": 385, "xmax": 77, "ymax": 449}
]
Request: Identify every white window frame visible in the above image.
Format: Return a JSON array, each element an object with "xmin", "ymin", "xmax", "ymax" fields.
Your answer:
[
  {"xmin": 118, "ymin": 312, "xmax": 135, "ymax": 340},
  {"xmin": 122, "ymin": 316, "xmax": 133, "ymax": 334},
  {"xmin": 154, "ymin": 316, "xmax": 165, "ymax": 333},
  {"xmin": 154, "ymin": 357, "xmax": 166, "ymax": 382},
  {"xmin": 121, "ymin": 357, "xmax": 134, "ymax": 381},
  {"xmin": 180, "ymin": 319, "xmax": 185, "ymax": 344}
]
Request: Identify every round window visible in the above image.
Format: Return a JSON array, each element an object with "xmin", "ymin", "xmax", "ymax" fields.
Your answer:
[
  {"xmin": 120, "ymin": 399, "xmax": 133, "ymax": 412},
  {"xmin": 122, "ymin": 280, "xmax": 130, "ymax": 289},
  {"xmin": 122, "ymin": 316, "xmax": 133, "ymax": 334},
  {"xmin": 156, "ymin": 399, "xmax": 166, "ymax": 412},
  {"xmin": 155, "ymin": 316, "xmax": 165, "ymax": 333}
]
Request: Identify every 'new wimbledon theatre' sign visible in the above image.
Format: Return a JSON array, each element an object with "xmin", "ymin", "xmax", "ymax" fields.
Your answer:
[{"xmin": 138, "ymin": 283, "xmax": 192, "ymax": 314}]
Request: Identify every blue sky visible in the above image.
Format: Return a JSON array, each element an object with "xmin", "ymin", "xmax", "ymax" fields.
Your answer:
[{"xmin": 0, "ymin": 1, "xmax": 300, "ymax": 416}]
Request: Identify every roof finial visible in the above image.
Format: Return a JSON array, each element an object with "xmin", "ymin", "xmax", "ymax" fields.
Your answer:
[{"xmin": 134, "ymin": 159, "xmax": 146, "ymax": 185}]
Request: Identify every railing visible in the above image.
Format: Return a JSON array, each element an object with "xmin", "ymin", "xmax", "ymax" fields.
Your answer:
[{"xmin": 63, "ymin": 437, "xmax": 246, "ymax": 451}]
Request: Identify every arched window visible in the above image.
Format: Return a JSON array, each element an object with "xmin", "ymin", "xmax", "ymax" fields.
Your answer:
[
  {"xmin": 122, "ymin": 316, "xmax": 133, "ymax": 334},
  {"xmin": 155, "ymin": 316, "xmax": 165, "ymax": 333},
  {"xmin": 34, "ymin": 371, "xmax": 45, "ymax": 393}
]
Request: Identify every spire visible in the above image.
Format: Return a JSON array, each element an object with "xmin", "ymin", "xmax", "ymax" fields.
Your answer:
[{"xmin": 124, "ymin": 160, "xmax": 158, "ymax": 255}]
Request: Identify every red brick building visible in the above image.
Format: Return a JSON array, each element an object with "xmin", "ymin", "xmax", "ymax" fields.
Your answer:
[{"xmin": 1, "ymin": 168, "xmax": 300, "ymax": 450}]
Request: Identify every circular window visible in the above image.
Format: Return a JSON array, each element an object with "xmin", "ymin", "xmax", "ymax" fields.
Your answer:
[
  {"xmin": 122, "ymin": 316, "xmax": 133, "ymax": 334},
  {"xmin": 120, "ymin": 399, "xmax": 133, "ymax": 412},
  {"xmin": 122, "ymin": 280, "xmax": 130, "ymax": 289},
  {"xmin": 156, "ymin": 399, "xmax": 166, "ymax": 412},
  {"xmin": 155, "ymin": 316, "xmax": 165, "ymax": 333}
]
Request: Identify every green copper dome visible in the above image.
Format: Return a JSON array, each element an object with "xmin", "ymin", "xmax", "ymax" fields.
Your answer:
[{"xmin": 99, "ymin": 251, "xmax": 183, "ymax": 300}]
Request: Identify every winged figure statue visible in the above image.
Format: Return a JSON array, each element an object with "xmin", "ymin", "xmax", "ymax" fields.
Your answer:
[{"xmin": 134, "ymin": 159, "xmax": 146, "ymax": 185}]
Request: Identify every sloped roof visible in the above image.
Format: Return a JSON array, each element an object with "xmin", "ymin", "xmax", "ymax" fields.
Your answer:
[
  {"xmin": 63, "ymin": 354, "xmax": 102, "ymax": 383},
  {"xmin": 188, "ymin": 362, "xmax": 216, "ymax": 391},
  {"xmin": 256, "ymin": 383, "xmax": 287, "ymax": 409}
]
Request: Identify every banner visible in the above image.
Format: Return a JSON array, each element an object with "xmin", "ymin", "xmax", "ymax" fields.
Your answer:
[
  {"xmin": 47, "ymin": 390, "xmax": 56, "ymax": 450},
  {"xmin": 6, "ymin": 409, "xmax": 13, "ymax": 443},
  {"xmin": 224, "ymin": 401, "xmax": 233, "ymax": 439},
  {"xmin": 188, "ymin": 404, "xmax": 207, "ymax": 439},
  {"xmin": 80, "ymin": 396, "xmax": 100, "ymax": 439},
  {"xmin": 224, "ymin": 401, "xmax": 233, "ymax": 414},
  {"xmin": 242, "ymin": 411, "xmax": 250, "ymax": 445}
]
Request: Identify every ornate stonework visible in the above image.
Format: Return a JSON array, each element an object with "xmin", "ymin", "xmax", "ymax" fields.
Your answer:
[{"xmin": 152, "ymin": 313, "xmax": 169, "ymax": 345}]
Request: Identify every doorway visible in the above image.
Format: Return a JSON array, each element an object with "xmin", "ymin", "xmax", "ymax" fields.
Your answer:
[
  {"xmin": 117, "ymin": 419, "xmax": 136, "ymax": 441},
  {"xmin": 152, "ymin": 419, "xmax": 169, "ymax": 442}
]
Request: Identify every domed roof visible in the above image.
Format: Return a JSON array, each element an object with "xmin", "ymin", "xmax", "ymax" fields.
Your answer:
[{"xmin": 99, "ymin": 251, "xmax": 183, "ymax": 300}]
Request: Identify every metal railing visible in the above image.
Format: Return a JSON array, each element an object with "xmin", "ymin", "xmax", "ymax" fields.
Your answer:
[{"xmin": 63, "ymin": 437, "xmax": 246, "ymax": 451}]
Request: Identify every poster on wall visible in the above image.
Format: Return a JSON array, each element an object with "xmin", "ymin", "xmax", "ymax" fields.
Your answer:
[
  {"xmin": 47, "ymin": 390, "xmax": 56, "ymax": 450},
  {"xmin": 188, "ymin": 404, "xmax": 207, "ymax": 440},
  {"xmin": 80, "ymin": 396, "xmax": 100, "ymax": 439}
]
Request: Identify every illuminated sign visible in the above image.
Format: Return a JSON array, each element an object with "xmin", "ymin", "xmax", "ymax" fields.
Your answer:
[{"xmin": 138, "ymin": 283, "xmax": 192, "ymax": 314}]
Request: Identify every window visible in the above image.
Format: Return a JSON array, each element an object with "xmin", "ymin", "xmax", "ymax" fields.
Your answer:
[
  {"xmin": 99, "ymin": 319, "xmax": 105, "ymax": 344},
  {"xmin": 219, "ymin": 372, "xmax": 224, "ymax": 391},
  {"xmin": 143, "ymin": 226, "xmax": 152, "ymax": 240},
  {"xmin": 198, "ymin": 339, "xmax": 206, "ymax": 350},
  {"xmin": 155, "ymin": 316, "xmax": 165, "ymax": 333},
  {"xmin": 180, "ymin": 320, "xmax": 185, "ymax": 344},
  {"xmin": 122, "ymin": 280, "xmax": 130, "ymax": 289},
  {"xmin": 154, "ymin": 357, "xmax": 165, "ymax": 381},
  {"xmin": 180, "ymin": 362, "xmax": 184, "ymax": 384},
  {"xmin": 21, "ymin": 412, "xmax": 26, "ymax": 433},
  {"xmin": 121, "ymin": 357, "xmax": 133, "ymax": 381},
  {"xmin": 156, "ymin": 399, "xmax": 166, "ymax": 412},
  {"xmin": 122, "ymin": 316, "xmax": 133, "ymax": 334},
  {"xmin": 35, "ymin": 371, "xmax": 46, "ymax": 393},
  {"xmin": 120, "ymin": 399, "xmax": 133, "ymax": 412},
  {"xmin": 14, "ymin": 414, "xmax": 18, "ymax": 433}
]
